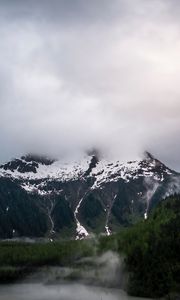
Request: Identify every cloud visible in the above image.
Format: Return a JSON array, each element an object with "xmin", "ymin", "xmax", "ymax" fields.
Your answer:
[{"xmin": 0, "ymin": 0, "xmax": 180, "ymax": 170}]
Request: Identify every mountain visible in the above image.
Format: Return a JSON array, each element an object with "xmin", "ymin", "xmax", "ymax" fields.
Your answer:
[{"xmin": 0, "ymin": 151, "xmax": 179, "ymax": 240}]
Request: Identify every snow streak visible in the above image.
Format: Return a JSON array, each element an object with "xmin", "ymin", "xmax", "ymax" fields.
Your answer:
[{"xmin": 74, "ymin": 196, "xmax": 89, "ymax": 240}]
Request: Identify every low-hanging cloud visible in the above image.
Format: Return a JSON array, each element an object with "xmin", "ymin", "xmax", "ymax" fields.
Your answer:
[{"xmin": 0, "ymin": 0, "xmax": 180, "ymax": 169}]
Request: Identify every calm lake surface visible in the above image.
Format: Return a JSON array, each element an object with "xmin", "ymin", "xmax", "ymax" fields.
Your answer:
[{"xmin": 0, "ymin": 283, "xmax": 149, "ymax": 300}]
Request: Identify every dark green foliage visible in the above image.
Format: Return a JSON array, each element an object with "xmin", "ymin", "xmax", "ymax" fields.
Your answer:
[
  {"xmin": 0, "ymin": 239, "xmax": 93, "ymax": 268},
  {"xmin": 81, "ymin": 194, "xmax": 103, "ymax": 219},
  {"xmin": 0, "ymin": 178, "xmax": 48, "ymax": 238},
  {"xmin": 80, "ymin": 194, "xmax": 104, "ymax": 229},
  {"xmin": 52, "ymin": 196, "xmax": 74, "ymax": 230},
  {"xmin": 99, "ymin": 195, "xmax": 180, "ymax": 298},
  {"xmin": 111, "ymin": 178, "xmax": 147, "ymax": 225},
  {"xmin": 98, "ymin": 234, "xmax": 118, "ymax": 253},
  {"xmin": 0, "ymin": 194, "xmax": 178, "ymax": 298},
  {"xmin": 0, "ymin": 239, "xmax": 94, "ymax": 283}
]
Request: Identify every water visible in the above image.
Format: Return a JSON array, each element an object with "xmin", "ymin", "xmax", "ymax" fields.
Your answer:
[{"xmin": 0, "ymin": 283, "xmax": 148, "ymax": 300}]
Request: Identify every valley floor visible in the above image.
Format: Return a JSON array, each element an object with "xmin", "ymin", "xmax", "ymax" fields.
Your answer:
[{"xmin": 0, "ymin": 195, "xmax": 179, "ymax": 299}]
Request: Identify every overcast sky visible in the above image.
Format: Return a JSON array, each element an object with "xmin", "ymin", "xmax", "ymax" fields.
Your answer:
[{"xmin": 0, "ymin": 0, "xmax": 180, "ymax": 170}]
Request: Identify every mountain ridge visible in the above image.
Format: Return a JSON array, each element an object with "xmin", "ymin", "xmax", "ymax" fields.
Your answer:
[{"xmin": 0, "ymin": 151, "xmax": 179, "ymax": 240}]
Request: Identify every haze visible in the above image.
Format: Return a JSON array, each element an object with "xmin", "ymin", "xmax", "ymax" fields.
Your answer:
[{"xmin": 0, "ymin": 0, "xmax": 180, "ymax": 170}]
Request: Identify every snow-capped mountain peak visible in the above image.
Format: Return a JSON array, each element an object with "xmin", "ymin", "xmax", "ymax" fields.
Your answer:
[
  {"xmin": 0, "ymin": 151, "xmax": 174, "ymax": 184},
  {"xmin": 0, "ymin": 151, "xmax": 179, "ymax": 240}
]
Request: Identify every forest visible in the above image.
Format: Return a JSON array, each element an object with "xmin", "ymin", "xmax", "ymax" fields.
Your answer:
[{"xmin": 0, "ymin": 195, "xmax": 179, "ymax": 298}]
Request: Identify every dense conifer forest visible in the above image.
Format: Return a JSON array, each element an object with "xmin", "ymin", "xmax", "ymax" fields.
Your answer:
[{"xmin": 0, "ymin": 195, "xmax": 179, "ymax": 298}]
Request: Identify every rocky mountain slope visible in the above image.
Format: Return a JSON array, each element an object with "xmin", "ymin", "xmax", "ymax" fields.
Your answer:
[{"xmin": 0, "ymin": 151, "xmax": 179, "ymax": 240}]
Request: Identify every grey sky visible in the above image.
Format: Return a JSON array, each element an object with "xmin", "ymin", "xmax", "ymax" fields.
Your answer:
[{"xmin": 0, "ymin": 0, "xmax": 180, "ymax": 170}]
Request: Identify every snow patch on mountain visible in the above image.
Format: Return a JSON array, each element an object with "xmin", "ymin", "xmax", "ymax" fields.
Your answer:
[
  {"xmin": 0, "ymin": 152, "xmax": 174, "ymax": 198},
  {"xmin": 0, "ymin": 155, "xmax": 92, "ymax": 181},
  {"xmin": 74, "ymin": 197, "xmax": 89, "ymax": 240},
  {"xmin": 90, "ymin": 156, "xmax": 172, "ymax": 189},
  {"xmin": 90, "ymin": 159, "xmax": 141, "ymax": 189}
]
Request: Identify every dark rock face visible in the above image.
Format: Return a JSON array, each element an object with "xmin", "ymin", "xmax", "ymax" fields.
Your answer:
[
  {"xmin": 22, "ymin": 154, "xmax": 55, "ymax": 166},
  {"xmin": 0, "ymin": 159, "xmax": 38, "ymax": 173},
  {"xmin": 0, "ymin": 154, "xmax": 56, "ymax": 175},
  {"xmin": 0, "ymin": 152, "xmax": 179, "ymax": 239},
  {"xmin": 84, "ymin": 155, "xmax": 99, "ymax": 176}
]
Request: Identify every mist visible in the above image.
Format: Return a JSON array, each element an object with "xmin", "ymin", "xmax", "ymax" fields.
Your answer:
[
  {"xmin": 143, "ymin": 178, "xmax": 160, "ymax": 218},
  {"xmin": 0, "ymin": 0, "xmax": 180, "ymax": 170},
  {"xmin": 0, "ymin": 250, "xmax": 128, "ymax": 300},
  {"xmin": 0, "ymin": 283, "xmax": 129, "ymax": 300},
  {"xmin": 28, "ymin": 251, "xmax": 125, "ymax": 289}
]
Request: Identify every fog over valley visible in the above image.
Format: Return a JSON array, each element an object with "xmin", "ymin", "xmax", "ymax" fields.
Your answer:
[{"xmin": 0, "ymin": 2, "xmax": 179, "ymax": 299}]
